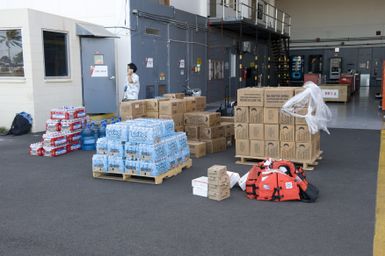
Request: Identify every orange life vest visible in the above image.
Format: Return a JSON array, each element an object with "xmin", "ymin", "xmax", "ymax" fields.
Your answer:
[{"xmin": 245, "ymin": 160, "xmax": 319, "ymax": 202}]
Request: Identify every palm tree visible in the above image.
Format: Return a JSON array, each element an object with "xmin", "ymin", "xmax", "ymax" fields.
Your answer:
[{"xmin": 0, "ymin": 30, "xmax": 22, "ymax": 67}]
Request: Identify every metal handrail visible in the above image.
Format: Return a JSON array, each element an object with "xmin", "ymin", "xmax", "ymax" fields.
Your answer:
[{"xmin": 211, "ymin": 0, "xmax": 291, "ymax": 36}]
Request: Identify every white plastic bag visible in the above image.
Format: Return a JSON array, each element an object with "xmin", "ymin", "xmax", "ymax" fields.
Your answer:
[
  {"xmin": 281, "ymin": 81, "xmax": 332, "ymax": 134},
  {"xmin": 238, "ymin": 172, "xmax": 249, "ymax": 191}
]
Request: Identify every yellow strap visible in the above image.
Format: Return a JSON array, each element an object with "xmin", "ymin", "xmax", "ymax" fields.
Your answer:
[{"xmin": 373, "ymin": 127, "xmax": 385, "ymax": 255}]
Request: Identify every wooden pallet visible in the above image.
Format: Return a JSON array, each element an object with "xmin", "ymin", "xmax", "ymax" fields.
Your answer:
[
  {"xmin": 92, "ymin": 158, "xmax": 192, "ymax": 184},
  {"xmin": 235, "ymin": 151, "xmax": 323, "ymax": 171}
]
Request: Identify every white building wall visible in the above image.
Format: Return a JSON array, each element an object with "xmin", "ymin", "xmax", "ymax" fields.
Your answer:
[
  {"xmin": 27, "ymin": 9, "xmax": 83, "ymax": 132},
  {"xmin": 1, "ymin": 0, "xmax": 126, "ymax": 27},
  {"xmin": 0, "ymin": 9, "xmax": 35, "ymax": 131},
  {"xmin": 0, "ymin": 1, "xmax": 132, "ymax": 131},
  {"xmin": 170, "ymin": 0, "xmax": 207, "ymax": 17}
]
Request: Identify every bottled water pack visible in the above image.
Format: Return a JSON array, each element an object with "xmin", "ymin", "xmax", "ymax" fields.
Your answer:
[{"xmin": 92, "ymin": 154, "xmax": 108, "ymax": 172}]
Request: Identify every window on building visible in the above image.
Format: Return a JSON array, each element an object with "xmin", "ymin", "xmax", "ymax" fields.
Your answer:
[
  {"xmin": 145, "ymin": 28, "xmax": 160, "ymax": 36},
  {"xmin": 43, "ymin": 31, "xmax": 68, "ymax": 77},
  {"xmin": 0, "ymin": 29, "xmax": 24, "ymax": 77}
]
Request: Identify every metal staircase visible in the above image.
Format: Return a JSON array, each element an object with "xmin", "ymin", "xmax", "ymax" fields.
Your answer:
[{"xmin": 271, "ymin": 37, "xmax": 290, "ymax": 86}]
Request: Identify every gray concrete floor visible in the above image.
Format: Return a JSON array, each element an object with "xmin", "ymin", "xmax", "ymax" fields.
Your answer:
[
  {"xmin": 207, "ymin": 86, "xmax": 384, "ymax": 130},
  {"xmin": 327, "ymin": 86, "xmax": 383, "ymax": 130}
]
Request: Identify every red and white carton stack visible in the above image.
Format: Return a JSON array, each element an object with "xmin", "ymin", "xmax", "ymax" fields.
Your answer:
[{"xmin": 29, "ymin": 106, "xmax": 86, "ymax": 157}]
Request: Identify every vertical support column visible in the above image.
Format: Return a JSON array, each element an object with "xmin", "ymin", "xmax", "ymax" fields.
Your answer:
[
  {"xmin": 267, "ymin": 32, "xmax": 271, "ymax": 86},
  {"xmin": 274, "ymin": 8, "xmax": 278, "ymax": 32},
  {"xmin": 239, "ymin": 22, "xmax": 243, "ymax": 90},
  {"xmin": 255, "ymin": 29, "xmax": 259, "ymax": 87},
  {"xmin": 282, "ymin": 13, "xmax": 285, "ymax": 34}
]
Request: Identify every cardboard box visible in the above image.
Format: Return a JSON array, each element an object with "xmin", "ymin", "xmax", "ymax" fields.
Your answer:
[
  {"xmin": 203, "ymin": 137, "xmax": 227, "ymax": 154},
  {"xmin": 249, "ymin": 106, "xmax": 264, "ymax": 124},
  {"xmin": 159, "ymin": 100, "xmax": 186, "ymax": 115},
  {"xmin": 264, "ymin": 107, "xmax": 279, "ymax": 124},
  {"xmin": 208, "ymin": 189, "xmax": 230, "ymax": 201},
  {"xmin": 295, "ymin": 125, "xmax": 311, "ymax": 142},
  {"xmin": 234, "ymin": 123, "xmax": 249, "ymax": 140},
  {"xmin": 185, "ymin": 126, "xmax": 200, "ymax": 140},
  {"xmin": 145, "ymin": 98, "xmax": 168, "ymax": 112},
  {"xmin": 220, "ymin": 116, "xmax": 234, "ymax": 123},
  {"xmin": 209, "ymin": 183, "xmax": 230, "ymax": 191},
  {"xmin": 192, "ymin": 176, "xmax": 208, "ymax": 190},
  {"xmin": 120, "ymin": 100, "xmax": 145, "ymax": 120},
  {"xmin": 175, "ymin": 126, "xmax": 184, "ymax": 132},
  {"xmin": 296, "ymin": 142, "xmax": 313, "ymax": 162},
  {"xmin": 236, "ymin": 139, "xmax": 250, "ymax": 156},
  {"xmin": 188, "ymin": 141, "xmax": 206, "ymax": 158},
  {"xmin": 249, "ymin": 124, "xmax": 264, "ymax": 140},
  {"xmin": 159, "ymin": 113, "xmax": 184, "ymax": 127},
  {"xmin": 280, "ymin": 125, "xmax": 295, "ymax": 142},
  {"xmin": 264, "ymin": 87, "xmax": 294, "ymax": 108},
  {"xmin": 234, "ymin": 106, "xmax": 249, "ymax": 123},
  {"xmin": 280, "ymin": 112, "xmax": 295, "ymax": 125},
  {"xmin": 163, "ymin": 93, "xmax": 184, "ymax": 99},
  {"xmin": 145, "ymin": 111, "xmax": 159, "ymax": 118},
  {"xmin": 184, "ymin": 112, "xmax": 220, "ymax": 127},
  {"xmin": 221, "ymin": 122, "xmax": 234, "ymax": 137},
  {"xmin": 237, "ymin": 87, "xmax": 264, "ymax": 107},
  {"xmin": 207, "ymin": 165, "xmax": 227, "ymax": 177},
  {"xmin": 295, "ymin": 108, "xmax": 308, "ymax": 125},
  {"xmin": 265, "ymin": 140, "xmax": 280, "ymax": 159},
  {"xmin": 280, "ymin": 141, "xmax": 296, "ymax": 160},
  {"xmin": 250, "ymin": 140, "xmax": 264, "ymax": 157},
  {"xmin": 295, "ymin": 88, "xmax": 305, "ymax": 95},
  {"xmin": 185, "ymin": 96, "xmax": 206, "ymax": 111},
  {"xmin": 313, "ymin": 132, "xmax": 321, "ymax": 156},
  {"xmin": 193, "ymin": 187, "xmax": 208, "ymax": 197},
  {"xmin": 264, "ymin": 124, "xmax": 279, "ymax": 141},
  {"xmin": 200, "ymin": 125, "xmax": 225, "ymax": 140},
  {"xmin": 184, "ymin": 97, "xmax": 197, "ymax": 112},
  {"xmin": 208, "ymin": 175, "xmax": 230, "ymax": 186}
]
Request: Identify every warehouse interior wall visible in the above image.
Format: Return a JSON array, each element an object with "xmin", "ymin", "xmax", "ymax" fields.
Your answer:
[
  {"xmin": 275, "ymin": 0, "xmax": 385, "ymax": 86},
  {"xmin": 275, "ymin": 0, "xmax": 385, "ymax": 46}
]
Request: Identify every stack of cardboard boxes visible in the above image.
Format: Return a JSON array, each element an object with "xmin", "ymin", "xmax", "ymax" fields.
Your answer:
[
  {"xmin": 185, "ymin": 112, "xmax": 227, "ymax": 158},
  {"xmin": 235, "ymin": 87, "xmax": 320, "ymax": 163},
  {"xmin": 120, "ymin": 95, "xmax": 206, "ymax": 132},
  {"xmin": 207, "ymin": 165, "xmax": 230, "ymax": 201}
]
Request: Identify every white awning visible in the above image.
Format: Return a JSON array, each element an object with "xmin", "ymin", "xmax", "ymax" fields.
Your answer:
[{"xmin": 76, "ymin": 23, "xmax": 118, "ymax": 38}]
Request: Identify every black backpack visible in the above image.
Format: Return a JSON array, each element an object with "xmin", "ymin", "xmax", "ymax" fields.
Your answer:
[{"xmin": 8, "ymin": 112, "xmax": 32, "ymax": 136}]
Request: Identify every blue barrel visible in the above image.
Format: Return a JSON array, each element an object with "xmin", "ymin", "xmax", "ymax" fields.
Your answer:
[{"xmin": 81, "ymin": 124, "xmax": 96, "ymax": 150}]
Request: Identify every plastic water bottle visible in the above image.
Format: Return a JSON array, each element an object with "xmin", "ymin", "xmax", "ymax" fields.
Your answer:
[
  {"xmin": 81, "ymin": 124, "xmax": 96, "ymax": 150},
  {"xmin": 99, "ymin": 121, "xmax": 107, "ymax": 138}
]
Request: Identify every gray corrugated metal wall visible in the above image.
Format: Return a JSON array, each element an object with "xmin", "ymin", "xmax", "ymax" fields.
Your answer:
[
  {"xmin": 207, "ymin": 27, "xmax": 271, "ymax": 102},
  {"xmin": 130, "ymin": 0, "xmax": 207, "ymax": 99}
]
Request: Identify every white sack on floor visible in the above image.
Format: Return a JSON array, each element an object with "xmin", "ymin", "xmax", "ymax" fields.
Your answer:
[
  {"xmin": 227, "ymin": 171, "xmax": 241, "ymax": 188},
  {"xmin": 238, "ymin": 172, "xmax": 249, "ymax": 191}
]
